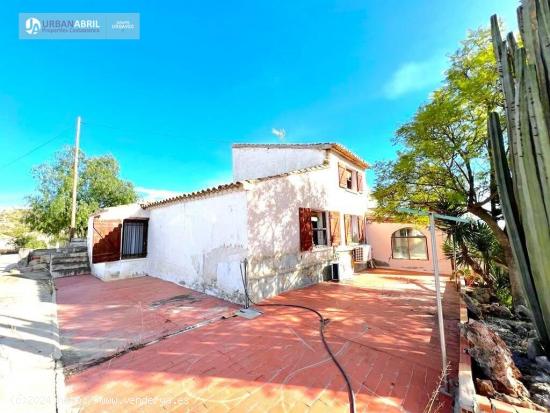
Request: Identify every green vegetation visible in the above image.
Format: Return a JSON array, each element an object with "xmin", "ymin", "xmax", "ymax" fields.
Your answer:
[
  {"xmin": 25, "ymin": 146, "xmax": 137, "ymax": 239},
  {"xmin": 372, "ymin": 28, "xmax": 525, "ymax": 306},
  {"xmin": 489, "ymin": 1, "xmax": 550, "ymax": 355},
  {"xmin": 0, "ymin": 208, "xmax": 47, "ymax": 250}
]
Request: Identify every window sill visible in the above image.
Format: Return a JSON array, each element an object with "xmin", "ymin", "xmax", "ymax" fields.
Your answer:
[
  {"xmin": 121, "ymin": 256, "xmax": 148, "ymax": 261},
  {"xmin": 310, "ymin": 246, "xmax": 333, "ymax": 253},
  {"xmin": 391, "ymin": 257, "xmax": 429, "ymax": 261},
  {"xmin": 340, "ymin": 187, "xmax": 364, "ymax": 195}
]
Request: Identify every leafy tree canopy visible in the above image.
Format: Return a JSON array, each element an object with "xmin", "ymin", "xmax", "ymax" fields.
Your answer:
[
  {"xmin": 373, "ymin": 28, "xmax": 503, "ymax": 222},
  {"xmin": 25, "ymin": 146, "xmax": 137, "ymax": 238},
  {"xmin": 372, "ymin": 28, "xmax": 525, "ymax": 305}
]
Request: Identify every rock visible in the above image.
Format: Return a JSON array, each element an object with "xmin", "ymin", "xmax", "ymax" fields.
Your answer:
[
  {"xmin": 528, "ymin": 338, "xmax": 545, "ymax": 361},
  {"xmin": 536, "ymin": 356, "xmax": 550, "ymax": 374},
  {"xmin": 530, "ymin": 382, "xmax": 550, "ymax": 408},
  {"xmin": 485, "ymin": 303, "xmax": 513, "ymax": 319},
  {"xmin": 495, "ymin": 393, "xmax": 547, "ymax": 411},
  {"xmin": 462, "ymin": 320, "xmax": 530, "ymax": 398},
  {"xmin": 476, "ymin": 378, "xmax": 496, "ymax": 396},
  {"xmin": 517, "ymin": 304, "xmax": 533, "ymax": 321},
  {"xmin": 462, "ymin": 292, "xmax": 482, "ymax": 319},
  {"xmin": 471, "ymin": 287, "xmax": 495, "ymax": 304}
]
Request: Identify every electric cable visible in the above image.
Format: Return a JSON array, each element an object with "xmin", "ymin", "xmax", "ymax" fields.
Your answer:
[
  {"xmin": 0, "ymin": 128, "xmax": 70, "ymax": 171},
  {"xmin": 239, "ymin": 259, "xmax": 356, "ymax": 413}
]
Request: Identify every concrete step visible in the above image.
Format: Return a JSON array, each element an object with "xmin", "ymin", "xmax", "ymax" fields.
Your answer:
[
  {"xmin": 51, "ymin": 267, "xmax": 90, "ymax": 278},
  {"xmin": 51, "ymin": 255, "xmax": 89, "ymax": 265},
  {"xmin": 69, "ymin": 239, "xmax": 87, "ymax": 248},
  {"xmin": 51, "ymin": 262, "xmax": 90, "ymax": 271},
  {"xmin": 51, "ymin": 251, "xmax": 88, "ymax": 259}
]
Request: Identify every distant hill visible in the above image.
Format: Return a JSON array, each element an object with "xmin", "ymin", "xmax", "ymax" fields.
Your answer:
[{"xmin": 0, "ymin": 208, "xmax": 27, "ymax": 238}]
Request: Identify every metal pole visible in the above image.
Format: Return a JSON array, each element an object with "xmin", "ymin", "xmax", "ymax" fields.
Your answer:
[
  {"xmin": 453, "ymin": 232, "xmax": 459, "ymax": 291},
  {"xmin": 429, "ymin": 212, "xmax": 448, "ymax": 391},
  {"xmin": 69, "ymin": 116, "xmax": 81, "ymax": 240}
]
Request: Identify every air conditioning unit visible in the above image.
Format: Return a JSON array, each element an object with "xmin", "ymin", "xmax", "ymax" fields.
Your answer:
[
  {"xmin": 353, "ymin": 245, "xmax": 372, "ymax": 263},
  {"xmin": 331, "ymin": 262, "xmax": 340, "ymax": 281}
]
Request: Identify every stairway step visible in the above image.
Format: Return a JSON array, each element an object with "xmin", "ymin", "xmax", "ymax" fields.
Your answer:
[
  {"xmin": 51, "ymin": 262, "xmax": 90, "ymax": 271},
  {"xmin": 51, "ymin": 267, "xmax": 90, "ymax": 278},
  {"xmin": 51, "ymin": 256, "xmax": 89, "ymax": 265}
]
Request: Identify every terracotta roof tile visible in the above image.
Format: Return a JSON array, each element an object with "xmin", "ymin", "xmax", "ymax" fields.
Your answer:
[
  {"xmin": 141, "ymin": 182, "xmax": 243, "ymax": 209},
  {"xmin": 140, "ymin": 161, "xmax": 331, "ymax": 209}
]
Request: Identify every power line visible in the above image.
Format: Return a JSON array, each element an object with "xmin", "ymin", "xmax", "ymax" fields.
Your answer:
[{"xmin": 0, "ymin": 128, "xmax": 70, "ymax": 171}]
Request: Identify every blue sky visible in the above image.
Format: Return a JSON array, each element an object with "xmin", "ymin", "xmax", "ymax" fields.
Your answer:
[{"xmin": 0, "ymin": 0, "xmax": 518, "ymax": 206}]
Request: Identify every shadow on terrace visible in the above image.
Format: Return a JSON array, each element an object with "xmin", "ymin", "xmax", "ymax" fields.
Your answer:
[{"xmin": 60, "ymin": 270, "xmax": 459, "ymax": 413}]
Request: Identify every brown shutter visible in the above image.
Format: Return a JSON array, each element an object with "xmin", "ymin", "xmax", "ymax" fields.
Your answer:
[
  {"xmin": 329, "ymin": 211, "xmax": 341, "ymax": 246},
  {"xmin": 298, "ymin": 208, "xmax": 313, "ymax": 252},
  {"xmin": 92, "ymin": 219, "xmax": 122, "ymax": 263},
  {"xmin": 344, "ymin": 214, "xmax": 351, "ymax": 245},
  {"xmin": 357, "ymin": 172, "xmax": 364, "ymax": 192},
  {"xmin": 358, "ymin": 216, "xmax": 365, "ymax": 243},
  {"xmin": 338, "ymin": 163, "xmax": 347, "ymax": 188}
]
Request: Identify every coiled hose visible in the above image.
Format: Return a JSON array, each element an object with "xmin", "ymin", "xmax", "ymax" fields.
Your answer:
[{"xmin": 239, "ymin": 259, "xmax": 356, "ymax": 413}]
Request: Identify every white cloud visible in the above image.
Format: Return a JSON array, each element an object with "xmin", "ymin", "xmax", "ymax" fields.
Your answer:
[
  {"xmin": 135, "ymin": 186, "xmax": 180, "ymax": 202},
  {"xmin": 384, "ymin": 55, "xmax": 447, "ymax": 99}
]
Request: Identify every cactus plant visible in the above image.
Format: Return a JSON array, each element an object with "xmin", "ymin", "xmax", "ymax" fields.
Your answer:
[{"xmin": 489, "ymin": 0, "xmax": 550, "ymax": 355}]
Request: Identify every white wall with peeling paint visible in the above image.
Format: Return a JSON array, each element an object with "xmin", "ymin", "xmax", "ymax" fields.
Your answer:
[
  {"xmin": 244, "ymin": 150, "xmax": 371, "ymax": 300},
  {"xmin": 146, "ymin": 190, "xmax": 248, "ymax": 302}
]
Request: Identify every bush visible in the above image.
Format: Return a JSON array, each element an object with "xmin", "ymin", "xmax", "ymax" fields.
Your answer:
[
  {"xmin": 11, "ymin": 233, "xmax": 47, "ymax": 250},
  {"xmin": 493, "ymin": 268, "xmax": 513, "ymax": 309}
]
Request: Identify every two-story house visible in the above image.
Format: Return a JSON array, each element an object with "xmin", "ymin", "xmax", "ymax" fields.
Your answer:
[{"xmin": 87, "ymin": 143, "xmax": 451, "ymax": 303}]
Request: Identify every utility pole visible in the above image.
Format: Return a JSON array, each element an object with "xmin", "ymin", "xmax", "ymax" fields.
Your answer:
[{"xmin": 69, "ymin": 116, "xmax": 81, "ymax": 240}]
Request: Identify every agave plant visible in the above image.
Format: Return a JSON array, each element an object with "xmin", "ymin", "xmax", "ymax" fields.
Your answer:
[
  {"xmin": 442, "ymin": 221, "xmax": 505, "ymax": 285},
  {"xmin": 489, "ymin": 0, "xmax": 550, "ymax": 355}
]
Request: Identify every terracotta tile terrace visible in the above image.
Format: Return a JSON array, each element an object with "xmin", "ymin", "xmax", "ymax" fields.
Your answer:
[{"xmin": 57, "ymin": 269, "xmax": 460, "ymax": 413}]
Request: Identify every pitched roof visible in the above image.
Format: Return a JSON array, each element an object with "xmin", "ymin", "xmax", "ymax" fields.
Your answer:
[
  {"xmin": 140, "ymin": 161, "xmax": 332, "ymax": 210},
  {"xmin": 232, "ymin": 142, "xmax": 369, "ymax": 169},
  {"xmin": 141, "ymin": 182, "xmax": 243, "ymax": 209}
]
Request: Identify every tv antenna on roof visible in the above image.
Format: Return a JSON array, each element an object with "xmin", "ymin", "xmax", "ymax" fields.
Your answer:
[{"xmin": 271, "ymin": 128, "xmax": 286, "ymax": 141}]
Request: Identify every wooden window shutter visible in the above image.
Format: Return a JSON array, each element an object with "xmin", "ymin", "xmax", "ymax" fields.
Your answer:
[
  {"xmin": 298, "ymin": 208, "xmax": 313, "ymax": 252},
  {"xmin": 92, "ymin": 219, "xmax": 122, "ymax": 263},
  {"xmin": 338, "ymin": 163, "xmax": 347, "ymax": 188},
  {"xmin": 329, "ymin": 211, "xmax": 341, "ymax": 246},
  {"xmin": 358, "ymin": 216, "xmax": 365, "ymax": 243},
  {"xmin": 344, "ymin": 214, "xmax": 351, "ymax": 245},
  {"xmin": 357, "ymin": 172, "xmax": 364, "ymax": 192}
]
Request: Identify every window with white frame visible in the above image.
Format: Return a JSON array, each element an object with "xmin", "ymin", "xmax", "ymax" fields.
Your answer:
[
  {"xmin": 311, "ymin": 210, "xmax": 328, "ymax": 246},
  {"xmin": 391, "ymin": 227, "xmax": 428, "ymax": 260}
]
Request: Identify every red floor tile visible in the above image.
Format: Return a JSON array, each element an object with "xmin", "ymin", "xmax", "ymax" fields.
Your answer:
[{"xmin": 60, "ymin": 269, "xmax": 460, "ymax": 413}]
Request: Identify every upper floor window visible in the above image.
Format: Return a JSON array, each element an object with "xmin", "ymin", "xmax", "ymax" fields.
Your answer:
[
  {"xmin": 391, "ymin": 228, "xmax": 428, "ymax": 260},
  {"xmin": 338, "ymin": 163, "xmax": 363, "ymax": 193},
  {"xmin": 344, "ymin": 214, "xmax": 365, "ymax": 245}
]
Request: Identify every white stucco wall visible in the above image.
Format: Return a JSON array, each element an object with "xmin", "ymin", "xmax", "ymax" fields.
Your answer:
[
  {"xmin": 146, "ymin": 190, "xmax": 248, "ymax": 302},
  {"xmin": 87, "ymin": 203, "xmax": 150, "ymax": 281},
  {"xmin": 232, "ymin": 146, "xmax": 326, "ymax": 181},
  {"xmin": 245, "ymin": 154, "xmax": 370, "ymax": 300}
]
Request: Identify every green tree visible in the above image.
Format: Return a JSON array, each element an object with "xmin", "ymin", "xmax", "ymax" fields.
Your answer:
[
  {"xmin": 372, "ymin": 28, "xmax": 525, "ymax": 306},
  {"xmin": 25, "ymin": 146, "xmax": 137, "ymax": 239}
]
